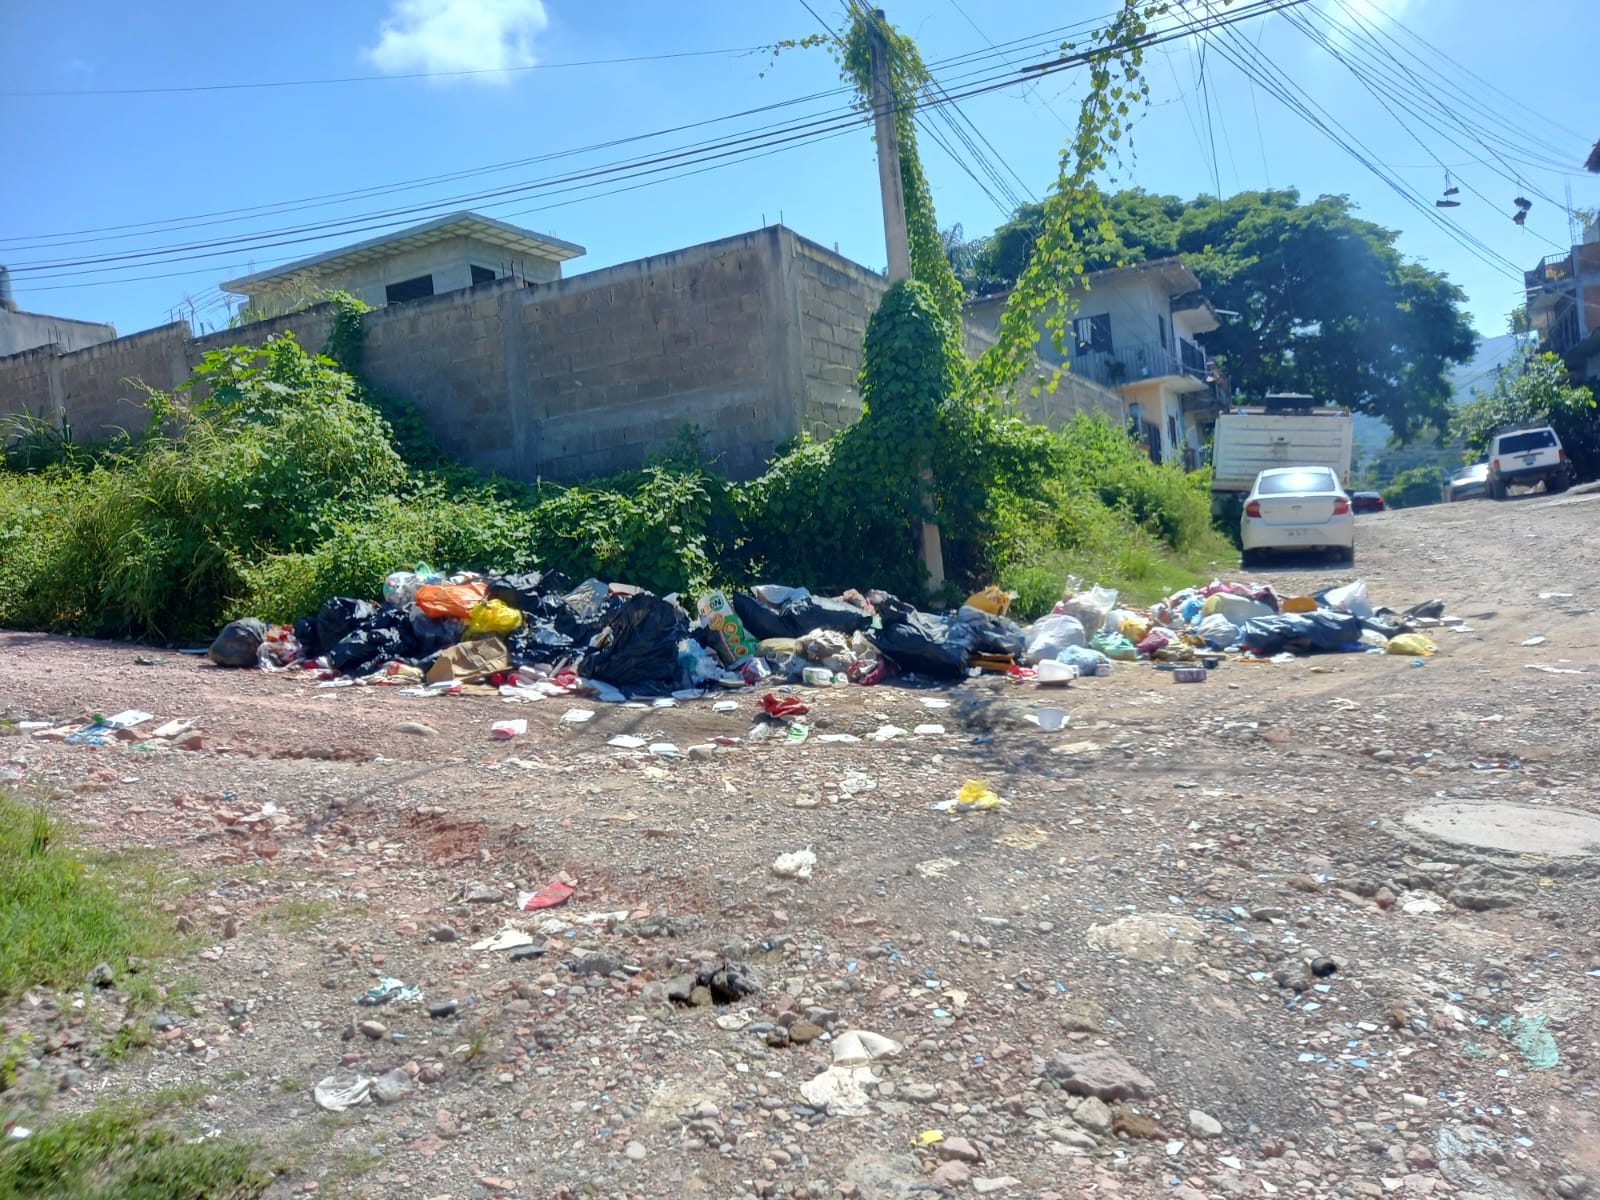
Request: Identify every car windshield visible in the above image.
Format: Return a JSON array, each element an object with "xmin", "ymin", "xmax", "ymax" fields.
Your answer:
[
  {"xmin": 1498, "ymin": 430, "xmax": 1556, "ymax": 454},
  {"xmin": 1257, "ymin": 469, "xmax": 1337, "ymax": 495},
  {"xmin": 1456, "ymin": 463, "xmax": 1488, "ymax": 480}
]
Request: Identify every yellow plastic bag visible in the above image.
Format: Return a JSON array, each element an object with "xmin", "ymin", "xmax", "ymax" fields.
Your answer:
[
  {"xmin": 965, "ymin": 586, "xmax": 1012, "ymax": 616},
  {"xmin": 1386, "ymin": 633, "xmax": 1438, "ymax": 657},
  {"xmin": 1120, "ymin": 616, "xmax": 1152, "ymax": 644},
  {"xmin": 464, "ymin": 598, "xmax": 523, "ymax": 638},
  {"xmin": 1282, "ymin": 595, "xmax": 1318, "ymax": 614},
  {"xmin": 954, "ymin": 780, "xmax": 1005, "ymax": 812}
]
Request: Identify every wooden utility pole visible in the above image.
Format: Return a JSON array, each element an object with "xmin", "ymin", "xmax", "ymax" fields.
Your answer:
[{"xmin": 866, "ymin": 8, "xmax": 945, "ymax": 592}]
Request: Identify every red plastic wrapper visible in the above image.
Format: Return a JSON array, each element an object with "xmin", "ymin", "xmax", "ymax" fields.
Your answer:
[
  {"xmin": 760, "ymin": 692, "xmax": 810, "ymax": 718},
  {"xmin": 519, "ymin": 881, "xmax": 575, "ymax": 911}
]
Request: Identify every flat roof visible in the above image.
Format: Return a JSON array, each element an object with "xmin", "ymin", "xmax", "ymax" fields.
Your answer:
[
  {"xmin": 965, "ymin": 255, "xmax": 1206, "ymax": 308},
  {"xmin": 221, "ymin": 211, "xmax": 586, "ymax": 294}
]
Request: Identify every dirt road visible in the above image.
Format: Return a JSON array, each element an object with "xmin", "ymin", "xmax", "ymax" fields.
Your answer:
[{"xmin": 3, "ymin": 491, "xmax": 1599, "ymax": 1200}]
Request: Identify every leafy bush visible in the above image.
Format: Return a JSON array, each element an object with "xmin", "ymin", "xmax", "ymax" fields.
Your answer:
[
  {"xmin": 1452, "ymin": 353, "xmax": 1599, "ymax": 481},
  {"xmin": 1382, "ymin": 464, "xmax": 1444, "ymax": 510}
]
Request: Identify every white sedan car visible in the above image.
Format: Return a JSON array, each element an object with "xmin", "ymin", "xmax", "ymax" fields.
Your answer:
[{"xmin": 1240, "ymin": 466, "xmax": 1355, "ymax": 568}]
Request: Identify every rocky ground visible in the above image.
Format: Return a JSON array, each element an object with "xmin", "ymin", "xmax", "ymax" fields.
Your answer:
[{"xmin": 2, "ymin": 488, "xmax": 1598, "ymax": 1200}]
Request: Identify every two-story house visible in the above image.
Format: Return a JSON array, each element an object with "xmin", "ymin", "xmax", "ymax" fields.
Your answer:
[
  {"xmin": 1524, "ymin": 221, "xmax": 1600, "ymax": 386},
  {"xmin": 222, "ymin": 211, "xmax": 586, "ymax": 317},
  {"xmin": 964, "ymin": 256, "xmax": 1227, "ymax": 467}
]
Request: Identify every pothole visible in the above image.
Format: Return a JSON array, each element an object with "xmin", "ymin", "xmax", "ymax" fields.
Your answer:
[{"xmin": 1403, "ymin": 801, "xmax": 1600, "ymax": 858}]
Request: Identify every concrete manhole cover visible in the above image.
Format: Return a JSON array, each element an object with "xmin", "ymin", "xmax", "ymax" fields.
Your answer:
[{"xmin": 1403, "ymin": 802, "xmax": 1600, "ymax": 858}]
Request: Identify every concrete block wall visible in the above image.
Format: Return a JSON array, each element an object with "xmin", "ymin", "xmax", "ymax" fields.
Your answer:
[
  {"xmin": 785, "ymin": 229, "xmax": 887, "ymax": 440},
  {"xmin": 4, "ymin": 225, "xmax": 1125, "ymax": 487}
]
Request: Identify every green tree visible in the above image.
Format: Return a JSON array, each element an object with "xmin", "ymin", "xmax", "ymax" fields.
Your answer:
[
  {"xmin": 963, "ymin": 188, "xmax": 1477, "ymax": 439},
  {"xmin": 1452, "ymin": 352, "xmax": 1599, "ymax": 480}
]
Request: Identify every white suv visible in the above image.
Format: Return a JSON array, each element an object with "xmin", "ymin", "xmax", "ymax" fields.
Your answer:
[{"xmin": 1487, "ymin": 426, "xmax": 1570, "ymax": 499}]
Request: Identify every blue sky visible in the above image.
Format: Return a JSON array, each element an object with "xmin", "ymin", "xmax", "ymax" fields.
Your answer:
[{"xmin": 3, "ymin": 0, "xmax": 1595, "ymax": 340}]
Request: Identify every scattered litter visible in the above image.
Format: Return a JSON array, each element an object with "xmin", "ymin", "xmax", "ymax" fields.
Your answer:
[
  {"xmin": 798, "ymin": 1029, "xmax": 903, "ymax": 1116},
  {"xmin": 490, "ymin": 719, "xmax": 526, "ymax": 740},
  {"xmin": 1052, "ymin": 740, "xmax": 1103, "ymax": 757},
  {"xmin": 1470, "ymin": 760, "xmax": 1523, "ymax": 771},
  {"xmin": 1495, "ymin": 1014, "xmax": 1559, "ymax": 1070},
  {"xmin": 560, "ymin": 709, "xmax": 596, "ymax": 724},
  {"xmin": 761, "ymin": 693, "xmax": 810, "ymax": 718},
  {"xmin": 1522, "ymin": 635, "xmax": 1548, "ymax": 647},
  {"xmin": 915, "ymin": 858, "xmax": 959, "ymax": 879},
  {"xmin": 355, "ymin": 978, "xmax": 421, "ymax": 1006},
  {"xmin": 1538, "ymin": 592, "xmax": 1574, "ymax": 600},
  {"xmin": 1526, "ymin": 664, "xmax": 1585, "ymax": 675},
  {"xmin": 932, "ymin": 780, "xmax": 1006, "ymax": 814},
  {"xmin": 471, "ymin": 928, "xmax": 536, "ymax": 952},
  {"xmin": 150, "ymin": 718, "xmax": 196, "ymax": 738},
  {"xmin": 648, "ymin": 742, "xmax": 681, "ymax": 757},
  {"xmin": 919, "ymin": 697, "xmax": 951, "ymax": 709},
  {"xmin": 519, "ymin": 881, "xmax": 575, "ymax": 911},
  {"xmin": 785, "ymin": 722, "xmax": 811, "ymax": 745},
  {"xmin": 913, "ymin": 723, "xmax": 946, "ymax": 736},
  {"xmin": 313, "ymin": 1075, "xmax": 374, "ymax": 1112},
  {"xmin": 1025, "ymin": 706, "xmax": 1068, "ymax": 731},
  {"xmin": 712, "ymin": 700, "xmax": 739, "ymax": 713},
  {"xmin": 607, "ymin": 735, "xmax": 647, "ymax": 749},
  {"xmin": 102, "ymin": 709, "xmax": 155, "ymax": 729},
  {"xmin": 771, "ymin": 848, "xmax": 818, "ymax": 879},
  {"xmin": 868, "ymin": 725, "xmax": 907, "ymax": 741},
  {"xmin": 915, "ymin": 1129, "xmax": 945, "ymax": 1147}
]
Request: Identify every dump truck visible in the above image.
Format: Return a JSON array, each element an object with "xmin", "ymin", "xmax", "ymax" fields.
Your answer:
[{"xmin": 1210, "ymin": 394, "xmax": 1354, "ymax": 507}]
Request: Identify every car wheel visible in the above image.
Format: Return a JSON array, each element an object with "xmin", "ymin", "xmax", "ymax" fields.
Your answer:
[
  {"xmin": 1240, "ymin": 549, "xmax": 1261, "ymax": 571},
  {"xmin": 1548, "ymin": 475, "xmax": 1569, "ymax": 495},
  {"xmin": 1490, "ymin": 478, "xmax": 1505, "ymax": 500},
  {"xmin": 1343, "ymin": 546, "xmax": 1356, "ymax": 567}
]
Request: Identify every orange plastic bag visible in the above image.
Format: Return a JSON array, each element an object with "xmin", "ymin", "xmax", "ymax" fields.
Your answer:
[{"xmin": 415, "ymin": 581, "xmax": 489, "ymax": 620}]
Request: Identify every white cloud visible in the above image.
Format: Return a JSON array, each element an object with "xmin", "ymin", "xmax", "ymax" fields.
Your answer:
[{"xmin": 364, "ymin": 0, "xmax": 549, "ymax": 81}]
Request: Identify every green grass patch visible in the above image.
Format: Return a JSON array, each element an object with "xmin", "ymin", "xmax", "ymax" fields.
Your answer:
[
  {"xmin": 0, "ymin": 792, "xmax": 182, "ymax": 1002},
  {"xmin": 263, "ymin": 897, "xmax": 337, "ymax": 933},
  {"xmin": 0, "ymin": 1089, "xmax": 271, "ymax": 1199}
]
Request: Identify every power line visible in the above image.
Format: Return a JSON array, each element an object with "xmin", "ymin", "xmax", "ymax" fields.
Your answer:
[
  {"xmin": 1286, "ymin": 5, "xmax": 1565, "ymax": 251},
  {"xmin": 13, "ymin": 0, "xmax": 1311, "ymax": 288},
  {"xmin": 2, "ymin": 13, "xmax": 1114, "ymax": 252},
  {"xmin": 0, "ymin": 45, "xmax": 769, "ymax": 98},
  {"xmin": 1197, "ymin": 5, "xmax": 1526, "ymax": 280}
]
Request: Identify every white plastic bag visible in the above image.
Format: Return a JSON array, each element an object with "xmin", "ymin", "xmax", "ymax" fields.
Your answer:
[
  {"xmin": 1024, "ymin": 614, "xmax": 1087, "ymax": 664},
  {"xmin": 1324, "ymin": 579, "xmax": 1374, "ymax": 619},
  {"xmin": 1063, "ymin": 585, "xmax": 1118, "ymax": 633},
  {"xmin": 1196, "ymin": 613, "xmax": 1241, "ymax": 648}
]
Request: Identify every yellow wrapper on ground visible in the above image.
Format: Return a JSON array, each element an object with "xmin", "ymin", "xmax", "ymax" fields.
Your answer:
[
  {"xmin": 1386, "ymin": 633, "xmax": 1438, "ymax": 657},
  {"xmin": 956, "ymin": 780, "xmax": 1004, "ymax": 811},
  {"xmin": 965, "ymin": 586, "xmax": 1011, "ymax": 616}
]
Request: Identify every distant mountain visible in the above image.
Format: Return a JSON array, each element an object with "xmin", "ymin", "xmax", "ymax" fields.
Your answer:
[{"xmin": 1449, "ymin": 333, "xmax": 1520, "ymax": 403}]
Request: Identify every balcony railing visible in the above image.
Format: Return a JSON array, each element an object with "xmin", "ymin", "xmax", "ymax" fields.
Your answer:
[
  {"xmin": 1072, "ymin": 335, "xmax": 1210, "ymax": 389},
  {"xmin": 1541, "ymin": 304, "xmax": 1582, "ymax": 357},
  {"xmin": 1525, "ymin": 252, "xmax": 1574, "ymax": 294}
]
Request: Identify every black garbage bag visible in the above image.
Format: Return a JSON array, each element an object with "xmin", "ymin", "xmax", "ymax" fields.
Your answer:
[
  {"xmin": 963, "ymin": 612, "xmax": 1026, "ymax": 659},
  {"xmin": 732, "ymin": 592, "xmax": 793, "ymax": 642},
  {"xmin": 506, "ymin": 621, "xmax": 577, "ymax": 665},
  {"xmin": 869, "ymin": 611, "xmax": 973, "ymax": 679},
  {"xmin": 401, "ymin": 608, "xmax": 464, "ymax": 659},
  {"xmin": 781, "ymin": 595, "xmax": 871, "ymax": 636},
  {"xmin": 315, "ymin": 597, "xmax": 376, "ymax": 654},
  {"xmin": 874, "ymin": 594, "xmax": 920, "ymax": 627},
  {"xmin": 293, "ymin": 615, "xmax": 321, "ymax": 659},
  {"xmin": 487, "ymin": 570, "xmax": 573, "ymax": 614},
  {"xmin": 207, "ymin": 617, "xmax": 267, "ymax": 668},
  {"xmin": 328, "ymin": 626, "xmax": 403, "ymax": 674},
  {"xmin": 580, "ymin": 594, "xmax": 688, "ymax": 687},
  {"xmin": 1239, "ymin": 611, "xmax": 1363, "ymax": 656}
]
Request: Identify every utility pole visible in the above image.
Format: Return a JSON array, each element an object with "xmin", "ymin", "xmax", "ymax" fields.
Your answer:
[
  {"xmin": 867, "ymin": 10, "xmax": 912, "ymax": 284},
  {"xmin": 867, "ymin": 7, "xmax": 944, "ymax": 592}
]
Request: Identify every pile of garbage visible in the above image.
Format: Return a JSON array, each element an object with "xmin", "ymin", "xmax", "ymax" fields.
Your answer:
[
  {"xmin": 209, "ymin": 568, "xmax": 1450, "ymax": 699},
  {"xmin": 1019, "ymin": 576, "xmax": 1449, "ymax": 678},
  {"xmin": 208, "ymin": 570, "xmax": 1031, "ymax": 696}
]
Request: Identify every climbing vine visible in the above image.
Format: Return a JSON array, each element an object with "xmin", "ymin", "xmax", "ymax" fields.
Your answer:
[{"xmin": 971, "ymin": 2, "xmax": 1170, "ymax": 398}]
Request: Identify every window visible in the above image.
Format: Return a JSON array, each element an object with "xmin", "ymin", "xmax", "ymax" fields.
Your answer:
[
  {"xmin": 1158, "ymin": 314, "xmax": 1169, "ymax": 350},
  {"xmin": 384, "ymin": 274, "xmax": 435, "ymax": 305},
  {"xmin": 470, "ymin": 264, "xmax": 497, "ymax": 286},
  {"xmin": 1073, "ymin": 313, "xmax": 1113, "ymax": 353},
  {"xmin": 1497, "ymin": 429, "xmax": 1557, "ymax": 454},
  {"xmin": 1168, "ymin": 414, "xmax": 1179, "ymax": 449},
  {"xmin": 1258, "ymin": 468, "xmax": 1338, "ymax": 495}
]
